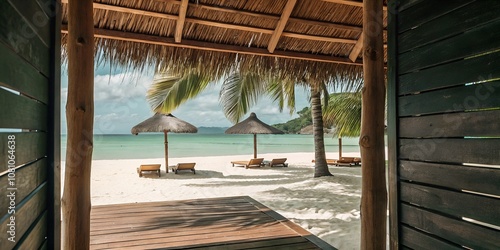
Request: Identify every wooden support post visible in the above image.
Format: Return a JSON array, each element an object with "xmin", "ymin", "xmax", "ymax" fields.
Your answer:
[
  {"xmin": 164, "ymin": 130, "xmax": 169, "ymax": 172},
  {"xmin": 61, "ymin": 0, "xmax": 94, "ymax": 249},
  {"xmin": 339, "ymin": 137, "xmax": 342, "ymax": 158},
  {"xmin": 360, "ymin": 0, "xmax": 387, "ymax": 249},
  {"xmin": 253, "ymin": 134, "xmax": 257, "ymax": 159}
]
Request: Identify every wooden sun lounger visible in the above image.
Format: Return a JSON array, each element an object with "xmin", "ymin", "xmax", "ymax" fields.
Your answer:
[
  {"xmin": 335, "ymin": 157, "xmax": 362, "ymax": 166},
  {"xmin": 267, "ymin": 158, "xmax": 288, "ymax": 167},
  {"xmin": 137, "ymin": 164, "xmax": 161, "ymax": 177},
  {"xmin": 231, "ymin": 158, "xmax": 264, "ymax": 169},
  {"xmin": 312, "ymin": 158, "xmax": 361, "ymax": 166},
  {"xmin": 311, "ymin": 159, "xmax": 338, "ymax": 165},
  {"xmin": 172, "ymin": 163, "xmax": 196, "ymax": 174}
]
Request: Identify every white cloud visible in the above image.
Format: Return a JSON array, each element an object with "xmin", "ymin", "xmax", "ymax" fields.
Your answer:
[
  {"xmin": 94, "ymin": 73, "xmax": 152, "ymax": 102},
  {"xmin": 60, "ymin": 66, "xmax": 311, "ymax": 133}
]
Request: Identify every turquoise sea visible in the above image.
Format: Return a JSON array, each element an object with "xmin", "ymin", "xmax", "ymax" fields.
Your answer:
[{"xmin": 61, "ymin": 134, "xmax": 361, "ymax": 161}]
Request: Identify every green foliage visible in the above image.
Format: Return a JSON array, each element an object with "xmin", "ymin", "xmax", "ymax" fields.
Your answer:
[
  {"xmin": 323, "ymin": 92, "xmax": 361, "ymax": 137},
  {"xmin": 273, "ymin": 107, "xmax": 312, "ymax": 134},
  {"xmin": 147, "ymin": 71, "xmax": 211, "ymax": 113},
  {"xmin": 219, "ymin": 72, "xmax": 267, "ymax": 123}
]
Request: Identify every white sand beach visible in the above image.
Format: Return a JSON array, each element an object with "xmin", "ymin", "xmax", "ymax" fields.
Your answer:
[{"xmin": 66, "ymin": 151, "xmax": 369, "ymax": 249}]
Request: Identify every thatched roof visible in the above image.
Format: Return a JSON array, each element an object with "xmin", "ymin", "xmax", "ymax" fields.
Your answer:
[
  {"xmin": 61, "ymin": 0, "xmax": 387, "ymax": 82},
  {"xmin": 225, "ymin": 113, "xmax": 284, "ymax": 134},
  {"xmin": 131, "ymin": 113, "xmax": 197, "ymax": 134}
]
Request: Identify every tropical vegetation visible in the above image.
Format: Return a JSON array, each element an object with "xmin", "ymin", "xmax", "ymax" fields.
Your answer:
[
  {"xmin": 272, "ymin": 107, "xmax": 312, "ymax": 134},
  {"xmin": 147, "ymin": 69, "xmax": 362, "ymax": 178}
]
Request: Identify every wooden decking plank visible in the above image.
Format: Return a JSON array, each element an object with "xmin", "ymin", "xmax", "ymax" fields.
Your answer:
[
  {"xmin": 89, "ymin": 196, "xmax": 333, "ymax": 249},
  {"xmin": 184, "ymin": 236, "xmax": 310, "ymax": 250},
  {"xmin": 91, "ymin": 222, "xmax": 290, "ymax": 245},
  {"xmin": 91, "ymin": 220, "xmax": 282, "ymax": 241},
  {"xmin": 91, "ymin": 196, "xmax": 250, "ymax": 211},
  {"xmin": 90, "ymin": 212, "xmax": 272, "ymax": 230},
  {"xmin": 90, "ymin": 204, "xmax": 260, "ymax": 219},
  {"xmin": 91, "ymin": 214, "xmax": 275, "ymax": 232},
  {"xmin": 91, "ymin": 201, "xmax": 255, "ymax": 214},
  {"xmin": 91, "ymin": 230, "xmax": 298, "ymax": 249}
]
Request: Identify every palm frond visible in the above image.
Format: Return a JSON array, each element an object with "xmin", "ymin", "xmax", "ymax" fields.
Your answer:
[
  {"xmin": 219, "ymin": 72, "xmax": 266, "ymax": 123},
  {"xmin": 323, "ymin": 92, "xmax": 362, "ymax": 137},
  {"xmin": 267, "ymin": 78, "xmax": 296, "ymax": 115},
  {"xmin": 147, "ymin": 72, "xmax": 211, "ymax": 113}
]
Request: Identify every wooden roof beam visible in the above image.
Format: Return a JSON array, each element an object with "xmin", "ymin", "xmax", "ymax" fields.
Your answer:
[
  {"xmin": 67, "ymin": 1, "xmax": 362, "ymax": 44},
  {"xmin": 61, "ymin": 25, "xmax": 363, "ymax": 66},
  {"xmin": 349, "ymin": 32, "xmax": 364, "ymax": 62},
  {"xmin": 60, "ymin": 0, "xmax": 179, "ymax": 20},
  {"xmin": 61, "ymin": 1, "xmax": 386, "ymax": 47},
  {"xmin": 268, "ymin": 0, "xmax": 297, "ymax": 53},
  {"xmin": 175, "ymin": 0, "xmax": 189, "ymax": 43},
  {"xmin": 188, "ymin": 2, "xmax": 365, "ymax": 32},
  {"xmin": 322, "ymin": 0, "xmax": 388, "ymax": 10}
]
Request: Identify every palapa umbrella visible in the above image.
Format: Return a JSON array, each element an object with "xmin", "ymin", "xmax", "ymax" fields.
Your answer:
[
  {"xmin": 131, "ymin": 113, "xmax": 197, "ymax": 173},
  {"xmin": 225, "ymin": 112, "xmax": 284, "ymax": 158}
]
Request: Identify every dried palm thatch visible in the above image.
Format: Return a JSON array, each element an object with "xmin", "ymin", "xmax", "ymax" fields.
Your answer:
[
  {"xmin": 225, "ymin": 112, "xmax": 283, "ymax": 158},
  {"xmin": 225, "ymin": 112, "xmax": 284, "ymax": 135},
  {"xmin": 131, "ymin": 113, "xmax": 197, "ymax": 134},
  {"xmin": 60, "ymin": 0, "xmax": 388, "ymax": 82}
]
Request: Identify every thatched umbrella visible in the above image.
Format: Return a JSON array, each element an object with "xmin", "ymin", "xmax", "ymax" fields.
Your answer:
[
  {"xmin": 225, "ymin": 112, "xmax": 283, "ymax": 158},
  {"xmin": 131, "ymin": 113, "xmax": 197, "ymax": 173}
]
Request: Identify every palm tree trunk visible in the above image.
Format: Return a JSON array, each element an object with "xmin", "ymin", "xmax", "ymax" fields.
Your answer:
[{"xmin": 311, "ymin": 86, "xmax": 333, "ymax": 177}]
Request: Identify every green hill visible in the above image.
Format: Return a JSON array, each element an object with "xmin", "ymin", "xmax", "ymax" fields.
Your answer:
[{"xmin": 272, "ymin": 107, "xmax": 312, "ymax": 134}]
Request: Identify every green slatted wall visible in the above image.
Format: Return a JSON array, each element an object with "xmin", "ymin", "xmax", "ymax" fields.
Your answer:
[
  {"xmin": 388, "ymin": 0, "xmax": 500, "ymax": 249},
  {"xmin": 0, "ymin": 0, "xmax": 60, "ymax": 249}
]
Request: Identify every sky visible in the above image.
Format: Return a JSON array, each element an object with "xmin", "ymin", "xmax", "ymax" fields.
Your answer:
[{"xmin": 60, "ymin": 63, "xmax": 311, "ymax": 134}]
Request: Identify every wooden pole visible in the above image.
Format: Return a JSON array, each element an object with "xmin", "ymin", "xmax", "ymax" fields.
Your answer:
[
  {"xmin": 253, "ymin": 134, "xmax": 257, "ymax": 159},
  {"xmin": 360, "ymin": 0, "xmax": 387, "ymax": 249},
  {"xmin": 339, "ymin": 137, "xmax": 342, "ymax": 159},
  {"xmin": 164, "ymin": 130, "xmax": 169, "ymax": 173},
  {"xmin": 61, "ymin": 0, "xmax": 94, "ymax": 249}
]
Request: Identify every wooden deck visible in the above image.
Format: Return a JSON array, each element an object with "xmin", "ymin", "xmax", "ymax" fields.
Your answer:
[{"xmin": 90, "ymin": 196, "xmax": 336, "ymax": 249}]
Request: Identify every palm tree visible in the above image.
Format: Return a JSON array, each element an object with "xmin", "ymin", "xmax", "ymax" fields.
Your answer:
[
  {"xmin": 310, "ymin": 83, "xmax": 332, "ymax": 177},
  {"xmin": 323, "ymin": 92, "xmax": 362, "ymax": 159},
  {"xmin": 147, "ymin": 69, "xmax": 359, "ymax": 177}
]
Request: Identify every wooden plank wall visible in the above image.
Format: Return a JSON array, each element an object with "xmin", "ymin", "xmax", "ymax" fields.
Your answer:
[
  {"xmin": 388, "ymin": 0, "xmax": 500, "ymax": 249},
  {"xmin": 0, "ymin": 0, "xmax": 60, "ymax": 249}
]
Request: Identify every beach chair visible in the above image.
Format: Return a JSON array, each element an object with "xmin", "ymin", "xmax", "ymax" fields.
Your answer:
[
  {"xmin": 172, "ymin": 163, "xmax": 196, "ymax": 174},
  {"xmin": 137, "ymin": 164, "xmax": 161, "ymax": 177},
  {"xmin": 267, "ymin": 158, "xmax": 288, "ymax": 167},
  {"xmin": 231, "ymin": 158, "xmax": 264, "ymax": 169},
  {"xmin": 335, "ymin": 157, "xmax": 360, "ymax": 166},
  {"xmin": 312, "ymin": 159, "xmax": 338, "ymax": 165}
]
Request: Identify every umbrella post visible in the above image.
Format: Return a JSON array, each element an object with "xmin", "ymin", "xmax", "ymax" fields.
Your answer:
[
  {"xmin": 164, "ymin": 130, "xmax": 169, "ymax": 173},
  {"xmin": 339, "ymin": 137, "xmax": 342, "ymax": 159},
  {"xmin": 253, "ymin": 134, "xmax": 257, "ymax": 159}
]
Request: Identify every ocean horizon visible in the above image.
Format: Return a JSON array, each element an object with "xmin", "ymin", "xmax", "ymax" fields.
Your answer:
[{"xmin": 61, "ymin": 133, "xmax": 362, "ymax": 160}]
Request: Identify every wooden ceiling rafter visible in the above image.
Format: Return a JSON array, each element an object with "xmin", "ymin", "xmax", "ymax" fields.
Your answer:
[
  {"xmin": 61, "ymin": 25, "xmax": 364, "ymax": 66},
  {"xmin": 349, "ymin": 32, "xmax": 364, "ymax": 62},
  {"xmin": 61, "ymin": 0, "xmax": 374, "ymax": 45},
  {"xmin": 268, "ymin": 0, "xmax": 297, "ymax": 53},
  {"xmin": 322, "ymin": 0, "xmax": 388, "ymax": 10},
  {"xmin": 175, "ymin": 0, "xmax": 189, "ymax": 43},
  {"xmin": 186, "ymin": 2, "xmax": 366, "ymax": 32}
]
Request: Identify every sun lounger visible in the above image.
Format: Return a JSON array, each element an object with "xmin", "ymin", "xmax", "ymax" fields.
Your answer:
[
  {"xmin": 172, "ymin": 163, "xmax": 196, "ymax": 174},
  {"xmin": 312, "ymin": 158, "xmax": 361, "ymax": 166},
  {"xmin": 312, "ymin": 159, "xmax": 338, "ymax": 165},
  {"xmin": 267, "ymin": 158, "xmax": 288, "ymax": 167},
  {"xmin": 231, "ymin": 158, "xmax": 264, "ymax": 169},
  {"xmin": 335, "ymin": 157, "xmax": 361, "ymax": 166},
  {"xmin": 137, "ymin": 164, "xmax": 161, "ymax": 177}
]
